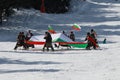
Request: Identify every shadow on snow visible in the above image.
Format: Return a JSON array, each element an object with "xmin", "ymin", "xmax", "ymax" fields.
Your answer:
[
  {"xmin": 0, "ymin": 69, "xmax": 61, "ymax": 74},
  {"xmin": 0, "ymin": 58, "xmax": 62, "ymax": 65}
]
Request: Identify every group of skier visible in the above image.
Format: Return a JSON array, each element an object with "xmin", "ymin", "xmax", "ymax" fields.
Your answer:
[
  {"xmin": 62, "ymin": 29, "xmax": 98, "ymax": 50},
  {"xmin": 14, "ymin": 29, "xmax": 99, "ymax": 51},
  {"xmin": 42, "ymin": 30, "xmax": 76, "ymax": 51},
  {"xmin": 62, "ymin": 30, "xmax": 75, "ymax": 41},
  {"xmin": 14, "ymin": 30, "xmax": 34, "ymax": 50},
  {"xmin": 85, "ymin": 29, "xmax": 98, "ymax": 50}
]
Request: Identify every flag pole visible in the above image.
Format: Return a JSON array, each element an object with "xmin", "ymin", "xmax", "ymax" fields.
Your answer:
[{"xmin": 40, "ymin": 0, "xmax": 46, "ymax": 13}]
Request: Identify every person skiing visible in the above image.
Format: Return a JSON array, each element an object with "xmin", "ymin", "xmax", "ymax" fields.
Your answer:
[
  {"xmin": 25, "ymin": 30, "xmax": 35, "ymax": 48},
  {"xmin": 90, "ymin": 29, "xmax": 98, "ymax": 49},
  {"xmin": 43, "ymin": 32, "xmax": 54, "ymax": 51},
  {"xmin": 62, "ymin": 30, "xmax": 68, "ymax": 37},
  {"xmin": 14, "ymin": 32, "xmax": 27, "ymax": 50},
  {"xmin": 90, "ymin": 29, "xmax": 97, "ymax": 39},
  {"xmin": 25, "ymin": 30, "xmax": 33, "ymax": 41},
  {"xmin": 85, "ymin": 32, "xmax": 92, "ymax": 50},
  {"xmin": 69, "ymin": 31, "xmax": 75, "ymax": 41},
  {"xmin": 103, "ymin": 38, "xmax": 106, "ymax": 44}
]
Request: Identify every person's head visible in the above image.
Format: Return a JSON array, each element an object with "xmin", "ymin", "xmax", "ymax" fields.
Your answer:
[
  {"xmin": 21, "ymin": 32, "xmax": 24, "ymax": 34},
  {"xmin": 19, "ymin": 32, "xmax": 22, "ymax": 34},
  {"xmin": 91, "ymin": 29, "xmax": 94, "ymax": 32},
  {"xmin": 45, "ymin": 31, "xmax": 50, "ymax": 35},
  {"xmin": 45, "ymin": 31, "xmax": 48, "ymax": 34},
  {"xmin": 62, "ymin": 31, "xmax": 65, "ymax": 34},
  {"xmin": 71, "ymin": 31, "xmax": 73, "ymax": 34},
  {"xmin": 87, "ymin": 32, "xmax": 90, "ymax": 36},
  {"xmin": 28, "ymin": 30, "xmax": 31, "ymax": 33}
]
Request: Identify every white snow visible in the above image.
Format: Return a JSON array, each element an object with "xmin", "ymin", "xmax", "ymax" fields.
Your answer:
[{"xmin": 0, "ymin": 0, "xmax": 120, "ymax": 80}]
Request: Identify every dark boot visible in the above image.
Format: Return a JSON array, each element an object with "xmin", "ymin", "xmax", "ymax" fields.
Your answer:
[
  {"xmin": 14, "ymin": 46, "xmax": 17, "ymax": 50},
  {"xmin": 51, "ymin": 46, "xmax": 54, "ymax": 51},
  {"xmin": 47, "ymin": 47, "xmax": 49, "ymax": 51}
]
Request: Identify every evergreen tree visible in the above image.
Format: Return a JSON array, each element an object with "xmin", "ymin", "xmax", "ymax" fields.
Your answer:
[{"xmin": 0, "ymin": 0, "xmax": 70, "ymax": 24}]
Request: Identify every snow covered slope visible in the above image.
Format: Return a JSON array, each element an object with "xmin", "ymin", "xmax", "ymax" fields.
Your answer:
[
  {"xmin": 0, "ymin": 0, "xmax": 120, "ymax": 42},
  {"xmin": 0, "ymin": 0, "xmax": 120, "ymax": 80}
]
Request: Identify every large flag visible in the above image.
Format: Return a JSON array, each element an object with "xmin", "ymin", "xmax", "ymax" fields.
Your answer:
[
  {"xmin": 26, "ymin": 33, "xmax": 87, "ymax": 48},
  {"xmin": 72, "ymin": 24, "xmax": 81, "ymax": 31},
  {"xmin": 48, "ymin": 25, "xmax": 56, "ymax": 34}
]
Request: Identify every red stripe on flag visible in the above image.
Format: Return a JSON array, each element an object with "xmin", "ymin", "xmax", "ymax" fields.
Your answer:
[
  {"xmin": 48, "ymin": 30, "xmax": 56, "ymax": 34},
  {"xmin": 72, "ymin": 26, "xmax": 80, "ymax": 31},
  {"xmin": 59, "ymin": 42, "xmax": 86, "ymax": 45},
  {"xmin": 26, "ymin": 41, "xmax": 86, "ymax": 45},
  {"xmin": 26, "ymin": 41, "xmax": 45, "ymax": 45}
]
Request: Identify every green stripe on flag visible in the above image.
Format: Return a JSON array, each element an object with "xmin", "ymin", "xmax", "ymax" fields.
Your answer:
[
  {"xmin": 73, "ymin": 24, "xmax": 80, "ymax": 28},
  {"xmin": 73, "ymin": 24, "xmax": 79, "ymax": 28},
  {"xmin": 53, "ymin": 38, "xmax": 65, "ymax": 42},
  {"xmin": 48, "ymin": 25, "xmax": 53, "ymax": 30},
  {"xmin": 68, "ymin": 43, "xmax": 87, "ymax": 48},
  {"xmin": 72, "ymin": 24, "xmax": 81, "ymax": 31}
]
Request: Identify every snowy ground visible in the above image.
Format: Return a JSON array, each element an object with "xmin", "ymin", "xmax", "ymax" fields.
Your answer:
[{"xmin": 0, "ymin": 0, "xmax": 120, "ymax": 80}]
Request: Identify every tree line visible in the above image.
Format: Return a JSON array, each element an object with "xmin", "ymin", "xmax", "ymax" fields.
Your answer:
[{"xmin": 0, "ymin": 0, "xmax": 70, "ymax": 24}]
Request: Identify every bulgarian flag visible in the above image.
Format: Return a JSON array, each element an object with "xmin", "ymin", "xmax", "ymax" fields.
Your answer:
[
  {"xmin": 48, "ymin": 25, "xmax": 56, "ymax": 34},
  {"xmin": 72, "ymin": 24, "xmax": 81, "ymax": 31}
]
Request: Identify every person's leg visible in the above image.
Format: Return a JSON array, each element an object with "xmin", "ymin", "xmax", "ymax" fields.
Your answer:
[
  {"xmin": 14, "ymin": 42, "xmax": 19, "ymax": 50},
  {"xmin": 51, "ymin": 46, "xmax": 54, "ymax": 51},
  {"xmin": 93, "ymin": 45, "xmax": 96, "ymax": 49},
  {"xmin": 22, "ymin": 42, "xmax": 28, "ymax": 50},
  {"xmin": 47, "ymin": 47, "xmax": 49, "ymax": 51},
  {"xmin": 86, "ymin": 42, "xmax": 91, "ymax": 50},
  {"xmin": 43, "ymin": 45, "xmax": 45, "ymax": 51},
  {"xmin": 14, "ymin": 45, "xmax": 18, "ymax": 50},
  {"xmin": 32, "ymin": 45, "xmax": 35, "ymax": 48}
]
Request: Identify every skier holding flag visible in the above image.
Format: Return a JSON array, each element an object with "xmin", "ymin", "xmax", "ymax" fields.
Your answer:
[{"xmin": 69, "ymin": 31, "xmax": 75, "ymax": 41}]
